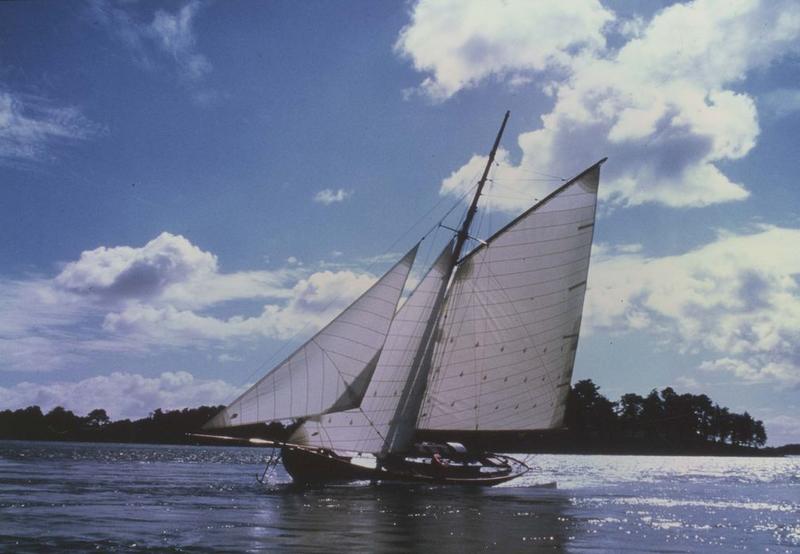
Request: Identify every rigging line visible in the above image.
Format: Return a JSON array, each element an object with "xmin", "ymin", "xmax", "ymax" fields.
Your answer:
[
  {"xmin": 495, "ymin": 163, "xmax": 566, "ymax": 181},
  {"xmin": 419, "ymin": 278, "xmax": 460, "ymax": 422},
  {"xmin": 482, "ymin": 256, "xmax": 560, "ymax": 411},
  {"xmin": 226, "ymin": 189, "xmax": 477, "ymax": 403},
  {"xmin": 482, "ymin": 192, "xmax": 542, "ymax": 202},
  {"xmin": 442, "ymin": 234, "xmax": 565, "ymax": 419},
  {"xmin": 427, "ymin": 264, "xmax": 483, "ymax": 426},
  {"xmin": 417, "ymin": 181, "xmax": 481, "ymax": 242},
  {"xmin": 388, "ymin": 169, "xmax": 482, "ymax": 253},
  {"xmin": 478, "ymin": 215, "xmax": 595, "ymax": 413},
  {"xmin": 422, "ymin": 160, "xmax": 502, "ymax": 425},
  {"xmin": 315, "ymin": 338, "xmax": 358, "ymax": 391},
  {"xmin": 223, "ymin": 177, "xmax": 480, "ymax": 408},
  {"xmin": 221, "ymin": 253, "xmax": 412, "ymax": 408},
  {"xmin": 490, "ymin": 177, "xmax": 563, "ymax": 182}
]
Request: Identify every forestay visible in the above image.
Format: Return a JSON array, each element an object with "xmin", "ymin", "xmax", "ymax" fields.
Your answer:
[
  {"xmin": 292, "ymin": 242, "xmax": 453, "ymax": 454},
  {"xmin": 417, "ymin": 162, "xmax": 602, "ymax": 432},
  {"xmin": 204, "ymin": 246, "xmax": 418, "ymax": 430}
]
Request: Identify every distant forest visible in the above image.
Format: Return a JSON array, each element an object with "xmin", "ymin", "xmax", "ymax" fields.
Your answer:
[
  {"xmin": 1, "ymin": 379, "xmax": 797, "ymax": 455},
  {"xmin": 561, "ymin": 380, "xmax": 772, "ymax": 453}
]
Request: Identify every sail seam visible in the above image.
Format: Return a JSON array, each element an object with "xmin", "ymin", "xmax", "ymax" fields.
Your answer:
[
  {"xmin": 438, "ymin": 304, "xmax": 587, "ymax": 352},
  {"xmin": 479, "ymin": 256, "xmax": 558, "ymax": 419},
  {"xmin": 464, "ymin": 239, "xmax": 591, "ymax": 265}
]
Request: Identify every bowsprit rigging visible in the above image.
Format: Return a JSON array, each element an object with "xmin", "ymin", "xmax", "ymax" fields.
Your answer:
[{"xmin": 192, "ymin": 112, "xmax": 607, "ymax": 486}]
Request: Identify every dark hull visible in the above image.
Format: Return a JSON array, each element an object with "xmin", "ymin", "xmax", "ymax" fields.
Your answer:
[
  {"xmin": 281, "ymin": 446, "xmax": 377, "ymax": 484},
  {"xmin": 280, "ymin": 445, "xmax": 529, "ymax": 486}
]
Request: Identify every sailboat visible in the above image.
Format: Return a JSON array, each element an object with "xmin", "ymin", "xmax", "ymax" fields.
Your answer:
[{"xmin": 195, "ymin": 112, "xmax": 606, "ymax": 486}]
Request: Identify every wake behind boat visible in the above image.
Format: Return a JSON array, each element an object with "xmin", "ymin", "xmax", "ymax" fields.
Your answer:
[{"xmin": 196, "ymin": 112, "xmax": 606, "ymax": 486}]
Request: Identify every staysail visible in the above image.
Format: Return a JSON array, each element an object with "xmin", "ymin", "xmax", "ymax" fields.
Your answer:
[
  {"xmin": 204, "ymin": 245, "xmax": 418, "ymax": 430},
  {"xmin": 417, "ymin": 161, "xmax": 603, "ymax": 432},
  {"xmin": 291, "ymin": 242, "xmax": 453, "ymax": 454}
]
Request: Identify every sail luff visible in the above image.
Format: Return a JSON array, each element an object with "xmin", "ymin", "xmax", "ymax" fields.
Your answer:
[{"xmin": 204, "ymin": 245, "xmax": 418, "ymax": 430}]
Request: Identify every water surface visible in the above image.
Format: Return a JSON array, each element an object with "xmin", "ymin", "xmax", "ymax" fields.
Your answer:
[{"xmin": 1, "ymin": 441, "xmax": 797, "ymax": 552}]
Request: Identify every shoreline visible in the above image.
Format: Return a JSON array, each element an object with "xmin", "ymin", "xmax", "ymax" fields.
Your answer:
[{"xmin": 1, "ymin": 437, "xmax": 795, "ymax": 457}]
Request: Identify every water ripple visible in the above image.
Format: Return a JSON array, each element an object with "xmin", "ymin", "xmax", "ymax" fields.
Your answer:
[{"xmin": 1, "ymin": 441, "xmax": 798, "ymax": 553}]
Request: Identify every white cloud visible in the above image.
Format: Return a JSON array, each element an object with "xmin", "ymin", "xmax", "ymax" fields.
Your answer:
[
  {"xmin": 395, "ymin": 0, "xmax": 614, "ymax": 100},
  {"xmin": 675, "ymin": 375, "xmax": 702, "ymax": 390},
  {"xmin": 100, "ymin": 268, "xmax": 378, "ymax": 344},
  {"xmin": 0, "ymin": 232, "xmax": 383, "ymax": 370},
  {"xmin": 401, "ymin": 0, "xmax": 800, "ymax": 209},
  {"xmin": 0, "ymin": 91, "xmax": 99, "ymax": 163},
  {"xmin": 585, "ymin": 225, "xmax": 800, "ymax": 387},
  {"xmin": 150, "ymin": 1, "xmax": 212, "ymax": 81},
  {"xmin": 699, "ymin": 358, "xmax": 800, "ymax": 387},
  {"xmin": 90, "ymin": 0, "xmax": 212, "ymax": 83},
  {"xmin": 0, "ymin": 371, "xmax": 242, "ymax": 420},
  {"xmin": 53, "ymin": 232, "xmax": 298, "ymax": 309},
  {"xmin": 762, "ymin": 413, "xmax": 800, "ymax": 446},
  {"xmin": 56, "ymin": 232, "xmax": 217, "ymax": 299},
  {"xmin": 313, "ymin": 188, "xmax": 353, "ymax": 205}
]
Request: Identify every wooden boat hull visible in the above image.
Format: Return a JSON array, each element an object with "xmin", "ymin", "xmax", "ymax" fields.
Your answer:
[
  {"xmin": 281, "ymin": 445, "xmax": 530, "ymax": 486},
  {"xmin": 281, "ymin": 445, "xmax": 377, "ymax": 484}
]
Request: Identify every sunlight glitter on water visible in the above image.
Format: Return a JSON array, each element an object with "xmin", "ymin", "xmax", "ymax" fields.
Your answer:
[{"xmin": 1, "ymin": 442, "xmax": 798, "ymax": 553}]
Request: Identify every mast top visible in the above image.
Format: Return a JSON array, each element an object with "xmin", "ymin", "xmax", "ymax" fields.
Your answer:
[{"xmin": 451, "ymin": 110, "xmax": 510, "ymax": 264}]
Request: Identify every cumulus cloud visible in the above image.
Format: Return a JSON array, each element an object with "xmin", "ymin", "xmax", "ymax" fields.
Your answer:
[
  {"xmin": 0, "ymin": 232, "xmax": 385, "ymax": 371},
  {"xmin": 584, "ymin": 225, "xmax": 800, "ymax": 387},
  {"xmin": 0, "ymin": 91, "xmax": 99, "ymax": 163},
  {"xmin": 395, "ymin": 0, "xmax": 614, "ymax": 100},
  {"xmin": 53, "ymin": 232, "xmax": 299, "ymax": 309},
  {"xmin": 56, "ymin": 232, "xmax": 217, "ymax": 300},
  {"xmin": 0, "ymin": 371, "xmax": 242, "ymax": 420},
  {"xmin": 90, "ymin": 0, "xmax": 212, "ymax": 83},
  {"xmin": 400, "ymin": 0, "xmax": 800, "ymax": 209},
  {"xmin": 101, "ymin": 267, "xmax": 379, "ymax": 344},
  {"xmin": 313, "ymin": 188, "xmax": 353, "ymax": 205}
]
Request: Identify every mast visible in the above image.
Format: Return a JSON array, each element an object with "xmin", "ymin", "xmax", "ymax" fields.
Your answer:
[{"xmin": 451, "ymin": 110, "xmax": 510, "ymax": 264}]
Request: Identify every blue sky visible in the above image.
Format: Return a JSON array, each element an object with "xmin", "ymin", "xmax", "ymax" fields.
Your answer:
[{"xmin": 1, "ymin": 0, "xmax": 799, "ymax": 445}]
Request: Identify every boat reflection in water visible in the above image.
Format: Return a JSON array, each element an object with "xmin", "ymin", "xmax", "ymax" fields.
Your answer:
[{"xmin": 256, "ymin": 481, "xmax": 574, "ymax": 553}]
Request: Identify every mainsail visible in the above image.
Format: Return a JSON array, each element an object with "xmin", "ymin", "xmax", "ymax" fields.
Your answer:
[
  {"xmin": 417, "ymin": 162, "xmax": 602, "ymax": 433},
  {"xmin": 204, "ymin": 245, "xmax": 418, "ymax": 430},
  {"xmin": 291, "ymin": 242, "xmax": 453, "ymax": 454}
]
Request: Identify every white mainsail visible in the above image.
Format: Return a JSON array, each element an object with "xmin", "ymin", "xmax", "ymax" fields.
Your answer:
[
  {"xmin": 204, "ymin": 245, "xmax": 418, "ymax": 430},
  {"xmin": 291, "ymin": 242, "xmax": 453, "ymax": 454},
  {"xmin": 417, "ymin": 162, "xmax": 602, "ymax": 433}
]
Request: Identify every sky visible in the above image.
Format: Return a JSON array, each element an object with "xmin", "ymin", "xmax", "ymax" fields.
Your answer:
[{"xmin": 1, "ymin": 0, "xmax": 799, "ymax": 445}]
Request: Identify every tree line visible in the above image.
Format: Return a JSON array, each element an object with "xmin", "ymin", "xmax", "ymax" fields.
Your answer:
[
  {"xmin": 0, "ymin": 405, "xmax": 225, "ymax": 444},
  {"xmin": 0, "ymin": 404, "xmax": 287, "ymax": 444},
  {"xmin": 1, "ymin": 380, "xmax": 795, "ymax": 455},
  {"xmin": 563, "ymin": 379, "xmax": 768, "ymax": 451}
]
